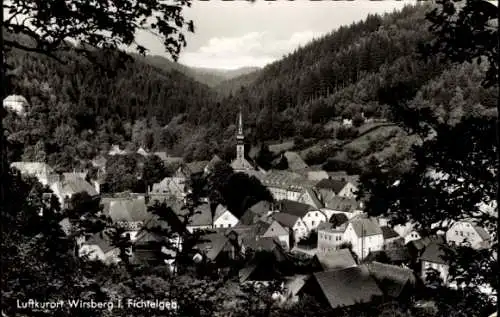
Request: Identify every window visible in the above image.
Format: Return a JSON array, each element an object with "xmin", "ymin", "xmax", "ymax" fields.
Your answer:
[
  {"xmin": 329, "ymin": 236, "xmax": 332, "ymax": 241},
  {"xmin": 311, "ymin": 221, "xmax": 315, "ymax": 226},
  {"xmin": 315, "ymin": 212, "xmax": 318, "ymax": 217},
  {"xmin": 460, "ymin": 231, "xmax": 464, "ymax": 237},
  {"xmin": 455, "ymin": 231, "xmax": 458, "ymax": 235}
]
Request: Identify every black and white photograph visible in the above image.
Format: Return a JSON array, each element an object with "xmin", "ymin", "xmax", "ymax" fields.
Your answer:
[{"xmin": 1, "ymin": 0, "xmax": 498, "ymax": 316}]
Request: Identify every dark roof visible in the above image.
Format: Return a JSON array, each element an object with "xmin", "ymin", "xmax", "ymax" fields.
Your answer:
[
  {"xmin": 322, "ymin": 195, "xmax": 359, "ymax": 212},
  {"xmin": 272, "ymin": 212, "xmax": 300, "ymax": 229},
  {"xmin": 349, "ymin": 218, "xmax": 382, "ymax": 237},
  {"xmin": 381, "ymin": 226, "xmax": 400, "ymax": 240},
  {"xmin": 367, "ymin": 262, "xmax": 417, "ymax": 298},
  {"xmin": 309, "ymin": 266, "xmax": 383, "ymax": 309},
  {"xmin": 420, "ymin": 242, "xmax": 451, "ymax": 265},
  {"xmin": 364, "ymin": 248, "xmax": 411, "ymax": 264},
  {"xmin": 279, "ymin": 199, "xmax": 315, "ymax": 218},
  {"xmin": 180, "ymin": 203, "xmax": 213, "ymax": 227},
  {"xmin": 205, "ymin": 154, "xmax": 223, "ymax": 172},
  {"xmin": 329, "ymin": 213, "xmax": 349, "ymax": 225},
  {"xmin": 315, "ymin": 179, "xmax": 347, "ymax": 193},
  {"xmin": 84, "ymin": 232, "xmax": 117, "ymax": 254},
  {"xmin": 195, "ymin": 233, "xmax": 231, "ymax": 261},
  {"xmin": 153, "ymin": 152, "xmax": 168, "ymax": 162},
  {"xmin": 313, "ymin": 249, "xmax": 357, "ymax": 271},
  {"xmin": 107, "ymin": 198, "xmax": 150, "ymax": 223},
  {"xmin": 248, "ymin": 200, "xmax": 272, "ymax": 217}
]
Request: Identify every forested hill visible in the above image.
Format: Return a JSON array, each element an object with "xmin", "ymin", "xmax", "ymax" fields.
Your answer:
[{"xmin": 4, "ymin": 3, "xmax": 497, "ymax": 172}]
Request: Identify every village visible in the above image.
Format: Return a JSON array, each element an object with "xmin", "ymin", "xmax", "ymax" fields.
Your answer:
[{"xmin": 8, "ymin": 108, "xmax": 495, "ymax": 312}]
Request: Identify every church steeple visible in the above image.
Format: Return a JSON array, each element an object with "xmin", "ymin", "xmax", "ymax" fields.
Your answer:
[{"xmin": 236, "ymin": 107, "xmax": 245, "ymax": 160}]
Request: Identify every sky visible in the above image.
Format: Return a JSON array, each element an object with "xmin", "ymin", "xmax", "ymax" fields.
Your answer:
[{"xmin": 135, "ymin": 0, "xmax": 416, "ymax": 70}]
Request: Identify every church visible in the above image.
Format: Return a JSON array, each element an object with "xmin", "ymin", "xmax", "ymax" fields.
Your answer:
[{"xmin": 230, "ymin": 109, "xmax": 256, "ymax": 173}]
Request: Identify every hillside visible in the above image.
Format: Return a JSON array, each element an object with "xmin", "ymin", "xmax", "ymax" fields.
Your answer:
[
  {"xmin": 137, "ymin": 54, "xmax": 260, "ymax": 87},
  {"xmin": 4, "ymin": 3, "xmax": 497, "ymax": 173}
]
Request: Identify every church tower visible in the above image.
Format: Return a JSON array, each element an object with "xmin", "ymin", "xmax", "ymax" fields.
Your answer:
[{"xmin": 236, "ymin": 108, "xmax": 245, "ymax": 160}]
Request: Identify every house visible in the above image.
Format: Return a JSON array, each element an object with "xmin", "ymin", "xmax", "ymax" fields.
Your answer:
[
  {"xmin": 317, "ymin": 222, "xmax": 348, "ymax": 254},
  {"xmin": 319, "ymin": 194, "xmax": 361, "ymax": 220},
  {"xmin": 10, "ymin": 162, "xmax": 57, "ymax": 186},
  {"xmin": 394, "ymin": 222, "xmax": 422, "ymax": 244},
  {"xmin": 186, "ymin": 161, "xmax": 210, "ymax": 177},
  {"xmin": 406, "ymin": 235, "xmax": 446, "ymax": 263},
  {"xmin": 105, "ymin": 197, "xmax": 150, "ymax": 241},
  {"xmin": 136, "ymin": 147, "xmax": 149, "ymax": 157},
  {"xmin": 278, "ymin": 199, "xmax": 326, "ymax": 231},
  {"xmin": 177, "ymin": 203, "xmax": 213, "ymax": 233},
  {"xmin": 381, "ymin": 226, "xmax": 404, "ymax": 248},
  {"xmin": 310, "ymin": 249, "xmax": 357, "ymax": 271},
  {"xmin": 298, "ymin": 266, "xmax": 383, "ymax": 310},
  {"xmin": 239, "ymin": 200, "xmax": 273, "ymax": 226},
  {"xmin": 213, "ymin": 204, "xmax": 239, "ymax": 229},
  {"xmin": 49, "ymin": 174, "xmax": 99, "ymax": 207},
  {"xmin": 305, "ymin": 168, "xmax": 329, "ymax": 182},
  {"xmin": 445, "ymin": 219, "xmax": 491, "ymax": 249},
  {"xmin": 79, "ymin": 231, "xmax": 120, "ymax": 264},
  {"xmin": 299, "ymin": 187, "xmax": 324, "ymax": 210},
  {"xmin": 239, "ymin": 242, "xmax": 287, "ymax": 284},
  {"xmin": 4, "ymin": 94, "xmax": 29, "ymax": 115},
  {"xmin": 366, "ymin": 261, "xmax": 418, "ymax": 300},
  {"xmin": 280, "ymin": 275, "xmax": 308, "ymax": 304},
  {"xmin": 260, "ymin": 170, "xmax": 307, "ymax": 201},
  {"xmin": 271, "ymin": 212, "xmax": 309, "ymax": 243},
  {"xmin": 194, "ymin": 232, "xmax": 238, "ymax": 264},
  {"xmin": 315, "ymin": 178, "xmax": 358, "ymax": 199},
  {"xmin": 108, "ymin": 144, "xmax": 127, "ymax": 156},
  {"xmin": 364, "ymin": 248, "xmax": 412, "ymax": 267},
  {"xmin": 329, "ymin": 213, "xmax": 349, "ymax": 227},
  {"xmin": 260, "ymin": 220, "xmax": 291, "ymax": 250},
  {"xmin": 343, "ymin": 217, "xmax": 384, "ymax": 260},
  {"xmin": 150, "ymin": 177, "xmax": 185, "ymax": 198},
  {"xmin": 420, "ymin": 242, "xmax": 452, "ymax": 285}
]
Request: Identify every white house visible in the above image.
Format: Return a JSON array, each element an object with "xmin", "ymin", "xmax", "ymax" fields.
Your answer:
[
  {"xmin": 315, "ymin": 178, "xmax": 358, "ymax": 199},
  {"xmin": 342, "ymin": 217, "xmax": 384, "ymax": 260},
  {"xmin": 261, "ymin": 220, "xmax": 291, "ymax": 250},
  {"xmin": 49, "ymin": 174, "xmax": 99, "ymax": 207},
  {"xmin": 213, "ymin": 204, "xmax": 239, "ymax": 229},
  {"xmin": 105, "ymin": 198, "xmax": 150, "ymax": 241},
  {"xmin": 279, "ymin": 199, "xmax": 327, "ymax": 231},
  {"xmin": 420, "ymin": 243, "xmax": 450, "ymax": 285},
  {"xmin": 445, "ymin": 220, "xmax": 491, "ymax": 249},
  {"xmin": 272, "ymin": 212, "xmax": 309, "ymax": 242},
  {"xmin": 10, "ymin": 162, "xmax": 57, "ymax": 186},
  {"xmin": 394, "ymin": 222, "xmax": 422, "ymax": 245},
  {"xmin": 317, "ymin": 222, "xmax": 348, "ymax": 254}
]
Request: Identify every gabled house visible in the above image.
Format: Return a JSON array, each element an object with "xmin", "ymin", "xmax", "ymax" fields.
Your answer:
[
  {"xmin": 3, "ymin": 94, "xmax": 29, "ymax": 115},
  {"xmin": 343, "ymin": 218, "xmax": 384, "ymax": 260},
  {"xmin": 150, "ymin": 177, "xmax": 185, "ymax": 198},
  {"xmin": 420, "ymin": 242, "xmax": 452, "ymax": 286},
  {"xmin": 239, "ymin": 200, "xmax": 272, "ymax": 226},
  {"xmin": 310, "ymin": 248, "xmax": 357, "ymax": 272},
  {"xmin": 315, "ymin": 178, "xmax": 358, "ymax": 199},
  {"xmin": 317, "ymin": 222, "xmax": 348, "ymax": 254},
  {"xmin": 177, "ymin": 203, "xmax": 213, "ymax": 233},
  {"xmin": 79, "ymin": 231, "xmax": 120, "ymax": 264},
  {"xmin": 49, "ymin": 174, "xmax": 99, "ymax": 208},
  {"xmin": 445, "ymin": 220, "xmax": 491, "ymax": 249},
  {"xmin": 10, "ymin": 162, "xmax": 57, "ymax": 186},
  {"xmin": 366, "ymin": 262, "xmax": 418, "ymax": 301},
  {"xmin": 298, "ymin": 266, "xmax": 383, "ymax": 310},
  {"xmin": 278, "ymin": 199, "xmax": 327, "ymax": 231},
  {"xmin": 381, "ymin": 226, "xmax": 404, "ymax": 248},
  {"xmin": 364, "ymin": 248, "xmax": 412, "ymax": 267},
  {"xmin": 271, "ymin": 212, "xmax": 309, "ymax": 243},
  {"xmin": 213, "ymin": 205, "xmax": 239, "ymax": 229},
  {"xmin": 394, "ymin": 222, "xmax": 422, "ymax": 244},
  {"xmin": 105, "ymin": 197, "xmax": 151, "ymax": 241},
  {"xmin": 204, "ymin": 154, "xmax": 223, "ymax": 174},
  {"xmin": 318, "ymin": 194, "xmax": 362, "ymax": 220},
  {"xmin": 239, "ymin": 242, "xmax": 287, "ymax": 284},
  {"xmin": 260, "ymin": 220, "xmax": 290, "ymax": 250},
  {"xmin": 194, "ymin": 232, "xmax": 238, "ymax": 265},
  {"xmin": 299, "ymin": 187, "xmax": 324, "ymax": 210}
]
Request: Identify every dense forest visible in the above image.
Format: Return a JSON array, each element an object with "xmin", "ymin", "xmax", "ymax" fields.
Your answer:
[{"xmin": 3, "ymin": 3, "xmax": 497, "ymax": 172}]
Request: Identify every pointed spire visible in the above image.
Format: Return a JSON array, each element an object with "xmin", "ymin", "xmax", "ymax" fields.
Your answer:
[{"xmin": 238, "ymin": 106, "xmax": 243, "ymax": 136}]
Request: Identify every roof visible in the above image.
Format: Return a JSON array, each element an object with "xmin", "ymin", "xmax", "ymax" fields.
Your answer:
[
  {"xmin": 186, "ymin": 161, "xmax": 209, "ymax": 175},
  {"xmin": 279, "ymin": 199, "xmax": 316, "ymax": 218},
  {"xmin": 313, "ymin": 249, "xmax": 357, "ymax": 271},
  {"xmin": 195, "ymin": 233, "xmax": 231, "ymax": 261},
  {"xmin": 420, "ymin": 242, "xmax": 450, "ymax": 265},
  {"xmin": 381, "ymin": 226, "xmax": 400, "ymax": 240},
  {"xmin": 83, "ymin": 232, "xmax": 117, "ymax": 254},
  {"xmin": 284, "ymin": 275, "xmax": 308, "ymax": 297},
  {"xmin": 283, "ymin": 151, "xmax": 308, "ymax": 171},
  {"xmin": 248, "ymin": 200, "xmax": 272, "ymax": 216},
  {"xmin": 231, "ymin": 156, "xmax": 254, "ymax": 171},
  {"xmin": 107, "ymin": 198, "xmax": 150, "ymax": 223},
  {"xmin": 162, "ymin": 156, "xmax": 184, "ymax": 165},
  {"xmin": 3, "ymin": 94, "xmax": 29, "ymax": 104},
  {"xmin": 57, "ymin": 176, "xmax": 98, "ymax": 197},
  {"xmin": 153, "ymin": 152, "xmax": 168, "ymax": 161},
  {"xmin": 322, "ymin": 195, "xmax": 359, "ymax": 212},
  {"xmin": 59, "ymin": 218, "xmax": 72, "ymax": 235},
  {"xmin": 214, "ymin": 204, "xmax": 233, "ymax": 222},
  {"xmin": 317, "ymin": 222, "xmax": 348, "ymax": 233},
  {"xmin": 179, "ymin": 203, "xmax": 213, "ymax": 227},
  {"xmin": 205, "ymin": 154, "xmax": 223, "ymax": 172},
  {"xmin": 309, "ymin": 266, "xmax": 383, "ymax": 309},
  {"xmin": 261, "ymin": 170, "xmax": 306, "ymax": 189},
  {"xmin": 474, "ymin": 226, "xmax": 491, "ymax": 241},
  {"xmin": 307, "ymin": 170, "xmax": 330, "ymax": 181},
  {"xmin": 365, "ymin": 248, "xmax": 411, "ymax": 264},
  {"xmin": 367, "ymin": 262, "xmax": 417, "ymax": 298},
  {"xmin": 10, "ymin": 162, "xmax": 54, "ymax": 176},
  {"xmin": 304, "ymin": 187, "xmax": 324, "ymax": 209},
  {"xmin": 315, "ymin": 179, "xmax": 347, "ymax": 193},
  {"xmin": 349, "ymin": 218, "xmax": 382, "ymax": 237},
  {"xmin": 329, "ymin": 213, "xmax": 349, "ymax": 226},
  {"xmin": 245, "ymin": 236, "xmax": 280, "ymax": 252},
  {"xmin": 272, "ymin": 212, "xmax": 300, "ymax": 229}
]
